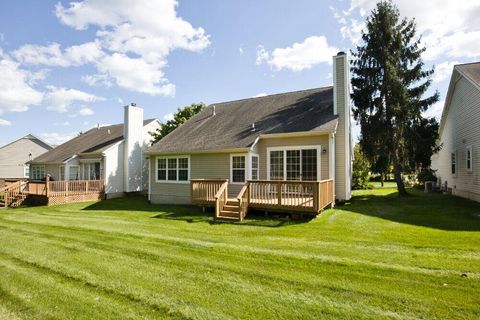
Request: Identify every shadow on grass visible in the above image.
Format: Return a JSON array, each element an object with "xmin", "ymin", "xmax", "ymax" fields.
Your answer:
[
  {"xmin": 83, "ymin": 195, "xmax": 310, "ymax": 227},
  {"xmin": 345, "ymin": 187, "xmax": 480, "ymax": 231}
]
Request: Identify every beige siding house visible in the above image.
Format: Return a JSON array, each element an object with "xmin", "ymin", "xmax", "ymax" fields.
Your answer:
[
  {"xmin": 146, "ymin": 52, "xmax": 353, "ymax": 219},
  {"xmin": 431, "ymin": 62, "xmax": 480, "ymax": 202},
  {"xmin": 30, "ymin": 105, "xmax": 160, "ymax": 199},
  {"xmin": 0, "ymin": 134, "xmax": 52, "ymax": 179}
]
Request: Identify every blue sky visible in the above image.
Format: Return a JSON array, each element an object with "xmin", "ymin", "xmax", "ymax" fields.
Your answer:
[{"xmin": 0, "ymin": 0, "xmax": 479, "ymax": 146}]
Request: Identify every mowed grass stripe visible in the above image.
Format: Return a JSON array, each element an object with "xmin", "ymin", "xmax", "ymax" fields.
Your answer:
[{"xmin": 0, "ymin": 188, "xmax": 479, "ymax": 319}]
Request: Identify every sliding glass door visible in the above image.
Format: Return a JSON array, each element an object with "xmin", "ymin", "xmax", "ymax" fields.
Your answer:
[{"xmin": 268, "ymin": 147, "xmax": 320, "ymax": 181}]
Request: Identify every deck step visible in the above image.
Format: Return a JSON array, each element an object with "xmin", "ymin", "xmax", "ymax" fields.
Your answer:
[
  {"xmin": 216, "ymin": 215, "xmax": 240, "ymax": 221},
  {"xmin": 219, "ymin": 210, "xmax": 240, "ymax": 218},
  {"xmin": 223, "ymin": 204, "xmax": 239, "ymax": 211}
]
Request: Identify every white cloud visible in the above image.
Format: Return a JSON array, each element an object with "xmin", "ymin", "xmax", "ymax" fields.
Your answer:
[
  {"xmin": 163, "ymin": 113, "xmax": 174, "ymax": 121},
  {"xmin": 96, "ymin": 53, "xmax": 175, "ymax": 96},
  {"xmin": 423, "ymin": 99, "xmax": 445, "ymax": 121},
  {"xmin": 54, "ymin": 121, "xmax": 71, "ymax": 126},
  {"xmin": 13, "ymin": 41, "xmax": 104, "ymax": 67},
  {"xmin": 239, "ymin": 47, "xmax": 244, "ymax": 55},
  {"xmin": 52, "ymin": 0, "xmax": 210, "ymax": 96},
  {"xmin": 256, "ymin": 36, "xmax": 338, "ymax": 71},
  {"xmin": 39, "ymin": 132, "xmax": 76, "ymax": 145},
  {"xmin": 78, "ymin": 107, "xmax": 94, "ymax": 116},
  {"xmin": 0, "ymin": 118, "xmax": 12, "ymax": 126},
  {"xmin": 253, "ymin": 92, "xmax": 267, "ymax": 98},
  {"xmin": 433, "ymin": 61, "xmax": 459, "ymax": 83},
  {"xmin": 44, "ymin": 86, "xmax": 105, "ymax": 113},
  {"xmin": 335, "ymin": 0, "xmax": 480, "ymax": 61},
  {"xmin": 0, "ymin": 52, "xmax": 43, "ymax": 116}
]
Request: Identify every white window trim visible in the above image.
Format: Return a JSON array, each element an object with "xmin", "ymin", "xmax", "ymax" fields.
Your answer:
[
  {"xmin": 250, "ymin": 153, "xmax": 259, "ymax": 180},
  {"xmin": 466, "ymin": 145, "xmax": 473, "ymax": 172},
  {"xmin": 23, "ymin": 165, "xmax": 30, "ymax": 178},
  {"xmin": 230, "ymin": 154, "xmax": 248, "ymax": 184},
  {"xmin": 451, "ymin": 150, "xmax": 457, "ymax": 177},
  {"xmin": 155, "ymin": 155, "xmax": 190, "ymax": 184},
  {"xmin": 267, "ymin": 145, "xmax": 321, "ymax": 181},
  {"xmin": 31, "ymin": 165, "xmax": 45, "ymax": 180}
]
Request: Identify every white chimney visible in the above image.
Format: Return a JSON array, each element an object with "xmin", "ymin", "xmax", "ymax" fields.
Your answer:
[
  {"xmin": 124, "ymin": 103, "xmax": 144, "ymax": 193},
  {"xmin": 333, "ymin": 51, "xmax": 352, "ymax": 201}
]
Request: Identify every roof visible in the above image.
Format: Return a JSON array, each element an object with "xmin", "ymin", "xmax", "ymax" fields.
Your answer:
[
  {"xmin": 0, "ymin": 134, "xmax": 53, "ymax": 151},
  {"xmin": 456, "ymin": 62, "xmax": 480, "ymax": 86},
  {"xmin": 32, "ymin": 119, "xmax": 156, "ymax": 163},
  {"xmin": 147, "ymin": 87, "xmax": 337, "ymax": 154}
]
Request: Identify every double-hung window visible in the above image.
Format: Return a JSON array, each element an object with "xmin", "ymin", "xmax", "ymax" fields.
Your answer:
[
  {"xmin": 251, "ymin": 155, "xmax": 259, "ymax": 180},
  {"xmin": 451, "ymin": 151, "xmax": 457, "ymax": 175},
  {"xmin": 31, "ymin": 165, "xmax": 45, "ymax": 180},
  {"xmin": 268, "ymin": 146, "xmax": 320, "ymax": 181},
  {"xmin": 466, "ymin": 146, "xmax": 473, "ymax": 172},
  {"xmin": 231, "ymin": 155, "xmax": 246, "ymax": 183},
  {"xmin": 157, "ymin": 156, "xmax": 189, "ymax": 182}
]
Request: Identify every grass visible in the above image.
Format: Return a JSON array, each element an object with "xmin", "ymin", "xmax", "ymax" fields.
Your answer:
[{"xmin": 0, "ymin": 187, "xmax": 479, "ymax": 319}]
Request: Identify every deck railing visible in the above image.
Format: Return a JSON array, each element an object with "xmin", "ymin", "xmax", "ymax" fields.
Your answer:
[
  {"xmin": 191, "ymin": 179, "xmax": 228, "ymax": 204},
  {"xmin": 214, "ymin": 181, "xmax": 229, "ymax": 218},
  {"xmin": 1, "ymin": 180, "xmax": 28, "ymax": 207},
  {"xmin": 237, "ymin": 184, "xmax": 249, "ymax": 221},
  {"xmin": 47, "ymin": 179, "xmax": 105, "ymax": 196},
  {"xmin": 248, "ymin": 179, "xmax": 334, "ymax": 213}
]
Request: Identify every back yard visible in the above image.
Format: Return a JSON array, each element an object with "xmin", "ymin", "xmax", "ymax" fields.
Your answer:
[{"xmin": 0, "ymin": 186, "xmax": 479, "ymax": 319}]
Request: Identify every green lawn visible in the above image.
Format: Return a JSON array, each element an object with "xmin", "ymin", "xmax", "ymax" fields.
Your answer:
[{"xmin": 0, "ymin": 188, "xmax": 479, "ymax": 319}]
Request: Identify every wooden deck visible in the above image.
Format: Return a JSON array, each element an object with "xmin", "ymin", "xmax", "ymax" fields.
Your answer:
[
  {"xmin": 191, "ymin": 179, "xmax": 334, "ymax": 221},
  {"xmin": 1, "ymin": 178, "xmax": 105, "ymax": 207}
]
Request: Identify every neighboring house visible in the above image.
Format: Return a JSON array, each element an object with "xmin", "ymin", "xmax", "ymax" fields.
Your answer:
[
  {"xmin": 0, "ymin": 134, "xmax": 52, "ymax": 179},
  {"xmin": 146, "ymin": 52, "xmax": 352, "ymax": 218},
  {"xmin": 431, "ymin": 62, "xmax": 480, "ymax": 202},
  {"xmin": 30, "ymin": 105, "xmax": 160, "ymax": 199}
]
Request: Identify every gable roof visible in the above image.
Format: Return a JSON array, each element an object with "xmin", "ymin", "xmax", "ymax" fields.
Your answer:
[
  {"xmin": 0, "ymin": 134, "xmax": 53, "ymax": 152},
  {"xmin": 31, "ymin": 119, "xmax": 156, "ymax": 163},
  {"xmin": 438, "ymin": 62, "xmax": 480, "ymax": 135},
  {"xmin": 147, "ymin": 87, "xmax": 337, "ymax": 154}
]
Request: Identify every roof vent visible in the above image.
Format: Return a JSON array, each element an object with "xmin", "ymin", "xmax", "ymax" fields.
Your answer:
[
  {"xmin": 212, "ymin": 105, "xmax": 216, "ymax": 116},
  {"xmin": 96, "ymin": 123, "xmax": 100, "ymax": 129},
  {"xmin": 251, "ymin": 123, "xmax": 256, "ymax": 132}
]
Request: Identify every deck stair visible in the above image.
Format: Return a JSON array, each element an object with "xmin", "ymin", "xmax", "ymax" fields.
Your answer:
[{"xmin": 217, "ymin": 199, "xmax": 241, "ymax": 221}]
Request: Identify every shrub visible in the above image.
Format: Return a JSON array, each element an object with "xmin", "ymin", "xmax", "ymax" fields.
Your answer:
[
  {"xmin": 417, "ymin": 169, "xmax": 437, "ymax": 186},
  {"xmin": 352, "ymin": 145, "xmax": 371, "ymax": 190}
]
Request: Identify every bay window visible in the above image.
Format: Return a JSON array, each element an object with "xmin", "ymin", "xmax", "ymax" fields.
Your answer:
[
  {"xmin": 231, "ymin": 155, "xmax": 246, "ymax": 183},
  {"xmin": 31, "ymin": 165, "xmax": 45, "ymax": 180}
]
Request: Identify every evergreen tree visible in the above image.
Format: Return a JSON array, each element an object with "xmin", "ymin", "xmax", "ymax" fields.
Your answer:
[
  {"xmin": 351, "ymin": 1, "xmax": 440, "ymax": 195},
  {"xmin": 150, "ymin": 103, "xmax": 205, "ymax": 144}
]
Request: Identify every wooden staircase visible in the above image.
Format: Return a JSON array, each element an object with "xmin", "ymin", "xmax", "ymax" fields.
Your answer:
[
  {"xmin": 217, "ymin": 199, "xmax": 241, "ymax": 221},
  {"xmin": 0, "ymin": 180, "xmax": 29, "ymax": 208}
]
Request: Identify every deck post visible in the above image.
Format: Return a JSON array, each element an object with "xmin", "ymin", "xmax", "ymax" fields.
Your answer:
[
  {"xmin": 86, "ymin": 180, "xmax": 89, "ymax": 194},
  {"xmin": 277, "ymin": 181, "xmax": 282, "ymax": 206},
  {"xmin": 45, "ymin": 176, "xmax": 50, "ymax": 197},
  {"xmin": 66, "ymin": 180, "xmax": 69, "ymax": 197}
]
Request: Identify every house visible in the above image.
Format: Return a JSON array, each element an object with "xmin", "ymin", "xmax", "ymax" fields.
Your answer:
[
  {"xmin": 431, "ymin": 62, "xmax": 480, "ymax": 202},
  {"xmin": 146, "ymin": 52, "xmax": 352, "ymax": 220},
  {"xmin": 30, "ymin": 105, "xmax": 160, "ymax": 199},
  {"xmin": 0, "ymin": 134, "xmax": 52, "ymax": 179}
]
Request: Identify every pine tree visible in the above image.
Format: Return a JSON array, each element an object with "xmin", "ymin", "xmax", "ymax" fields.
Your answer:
[{"xmin": 351, "ymin": 1, "xmax": 440, "ymax": 195}]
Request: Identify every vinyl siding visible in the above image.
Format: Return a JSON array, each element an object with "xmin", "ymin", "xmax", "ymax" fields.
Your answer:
[
  {"xmin": 0, "ymin": 138, "xmax": 50, "ymax": 178},
  {"xmin": 431, "ymin": 75, "xmax": 480, "ymax": 202}
]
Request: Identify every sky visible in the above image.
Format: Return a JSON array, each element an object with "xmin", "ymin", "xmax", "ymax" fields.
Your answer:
[{"xmin": 0, "ymin": 0, "xmax": 479, "ymax": 146}]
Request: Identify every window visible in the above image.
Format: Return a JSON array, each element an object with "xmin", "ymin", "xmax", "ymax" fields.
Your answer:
[
  {"xmin": 85, "ymin": 163, "xmax": 100, "ymax": 180},
  {"xmin": 270, "ymin": 151, "xmax": 284, "ymax": 180},
  {"xmin": 60, "ymin": 165, "xmax": 65, "ymax": 180},
  {"xmin": 69, "ymin": 166, "xmax": 80, "ymax": 180},
  {"xmin": 156, "ymin": 156, "xmax": 189, "ymax": 182},
  {"xmin": 268, "ymin": 146, "xmax": 320, "ymax": 181},
  {"xmin": 24, "ymin": 165, "xmax": 30, "ymax": 178},
  {"xmin": 466, "ymin": 146, "xmax": 473, "ymax": 172},
  {"xmin": 251, "ymin": 155, "xmax": 259, "ymax": 180},
  {"xmin": 451, "ymin": 151, "xmax": 457, "ymax": 175},
  {"xmin": 31, "ymin": 165, "xmax": 45, "ymax": 180},
  {"xmin": 231, "ymin": 155, "xmax": 246, "ymax": 183}
]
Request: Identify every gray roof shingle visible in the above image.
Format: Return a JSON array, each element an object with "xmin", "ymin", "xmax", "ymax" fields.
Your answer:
[
  {"xmin": 457, "ymin": 62, "xmax": 480, "ymax": 85},
  {"xmin": 147, "ymin": 87, "xmax": 337, "ymax": 154},
  {"xmin": 32, "ymin": 119, "xmax": 155, "ymax": 163}
]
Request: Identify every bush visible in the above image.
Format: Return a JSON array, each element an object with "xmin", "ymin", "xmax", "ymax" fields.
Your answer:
[
  {"xmin": 352, "ymin": 145, "xmax": 371, "ymax": 190},
  {"xmin": 417, "ymin": 169, "xmax": 437, "ymax": 185}
]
